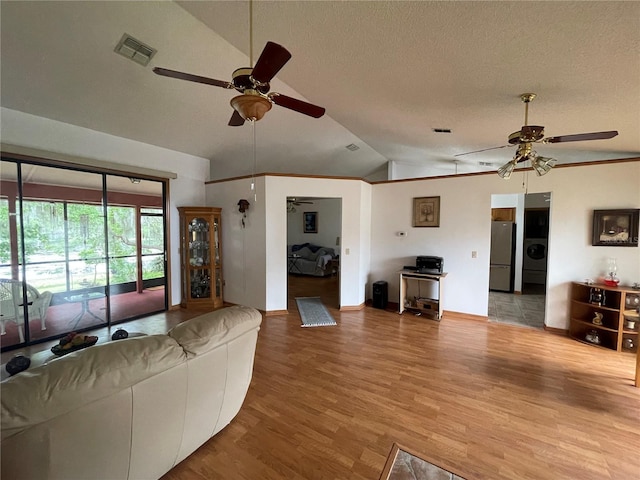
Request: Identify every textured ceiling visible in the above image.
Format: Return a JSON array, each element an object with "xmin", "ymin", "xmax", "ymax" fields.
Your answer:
[{"xmin": 1, "ymin": 1, "xmax": 639, "ymax": 181}]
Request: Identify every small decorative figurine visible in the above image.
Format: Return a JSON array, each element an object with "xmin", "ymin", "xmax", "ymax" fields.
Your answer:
[
  {"xmin": 585, "ymin": 330, "xmax": 601, "ymax": 345},
  {"xmin": 592, "ymin": 312, "xmax": 604, "ymax": 326},
  {"xmin": 589, "ymin": 287, "xmax": 605, "ymax": 306}
]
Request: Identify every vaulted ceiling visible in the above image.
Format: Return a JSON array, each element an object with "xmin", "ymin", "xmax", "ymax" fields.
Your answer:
[{"xmin": 2, "ymin": 1, "xmax": 639, "ymax": 181}]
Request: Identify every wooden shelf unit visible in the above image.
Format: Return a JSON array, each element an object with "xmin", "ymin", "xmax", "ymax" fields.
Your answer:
[
  {"xmin": 569, "ymin": 282, "xmax": 639, "ymax": 353},
  {"xmin": 398, "ymin": 271, "xmax": 447, "ymax": 320}
]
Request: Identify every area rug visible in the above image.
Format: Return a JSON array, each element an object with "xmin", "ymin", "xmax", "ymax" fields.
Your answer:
[
  {"xmin": 295, "ymin": 297, "xmax": 337, "ymax": 327},
  {"xmin": 380, "ymin": 443, "xmax": 467, "ymax": 480}
]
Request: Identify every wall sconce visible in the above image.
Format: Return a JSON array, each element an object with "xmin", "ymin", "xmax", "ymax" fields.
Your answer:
[{"xmin": 129, "ymin": 177, "xmax": 142, "ymax": 184}]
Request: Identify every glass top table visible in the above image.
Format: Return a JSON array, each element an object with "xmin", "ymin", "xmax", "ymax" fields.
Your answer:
[{"xmin": 63, "ymin": 291, "xmax": 106, "ymax": 329}]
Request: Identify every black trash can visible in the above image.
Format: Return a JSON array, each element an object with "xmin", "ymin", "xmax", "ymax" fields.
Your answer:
[{"xmin": 372, "ymin": 281, "xmax": 388, "ymax": 309}]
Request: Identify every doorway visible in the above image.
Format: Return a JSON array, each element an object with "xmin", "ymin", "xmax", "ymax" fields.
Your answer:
[
  {"xmin": 286, "ymin": 197, "xmax": 341, "ymax": 309},
  {"xmin": 488, "ymin": 192, "xmax": 550, "ymax": 328}
]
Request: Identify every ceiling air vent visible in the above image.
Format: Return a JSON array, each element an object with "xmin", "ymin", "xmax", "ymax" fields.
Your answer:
[
  {"xmin": 114, "ymin": 34, "xmax": 157, "ymax": 66},
  {"xmin": 345, "ymin": 143, "xmax": 360, "ymax": 151},
  {"xmin": 479, "ymin": 161, "xmax": 493, "ymax": 167},
  {"xmin": 432, "ymin": 128, "xmax": 452, "ymax": 133}
]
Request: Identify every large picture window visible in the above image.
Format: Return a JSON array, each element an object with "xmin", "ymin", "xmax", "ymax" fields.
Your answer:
[{"xmin": 0, "ymin": 158, "xmax": 168, "ymax": 350}]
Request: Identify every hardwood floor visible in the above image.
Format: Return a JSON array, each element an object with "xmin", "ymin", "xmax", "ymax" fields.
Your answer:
[
  {"xmin": 162, "ymin": 277, "xmax": 640, "ymax": 480},
  {"xmin": 3, "ymin": 274, "xmax": 638, "ymax": 479}
]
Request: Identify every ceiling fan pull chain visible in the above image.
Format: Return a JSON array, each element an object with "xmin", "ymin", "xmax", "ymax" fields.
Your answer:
[{"xmin": 251, "ymin": 120, "xmax": 257, "ymax": 202}]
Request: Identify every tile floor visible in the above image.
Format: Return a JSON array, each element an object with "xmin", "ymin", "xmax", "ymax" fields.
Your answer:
[
  {"xmin": 488, "ymin": 289, "xmax": 546, "ymax": 329},
  {"xmin": 387, "ymin": 449, "xmax": 465, "ymax": 480}
]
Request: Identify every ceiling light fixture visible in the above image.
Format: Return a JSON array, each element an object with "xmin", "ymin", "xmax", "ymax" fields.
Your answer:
[
  {"xmin": 497, "ymin": 158, "xmax": 518, "ymax": 179},
  {"xmin": 531, "ymin": 156, "xmax": 557, "ymax": 176},
  {"xmin": 230, "ymin": 92, "xmax": 272, "ymax": 122},
  {"xmin": 129, "ymin": 177, "xmax": 142, "ymax": 184}
]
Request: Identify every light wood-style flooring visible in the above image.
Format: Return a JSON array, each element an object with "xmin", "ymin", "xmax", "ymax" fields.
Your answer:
[
  {"xmin": 163, "ymin": 275, "xmax": 639, "ymax": 480},
  {"xmin": 3, "ymin": 275, "xmax": 639, "ymax": 479}
]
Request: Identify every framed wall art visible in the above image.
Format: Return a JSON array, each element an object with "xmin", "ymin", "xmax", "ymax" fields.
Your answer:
[
  {"xmin": 412, "ymin": 196, "xmax": 440, "ymax": 227},
  {"xmin": 303, "ymin": 211, "xmax": 318, "ymax": 233},
  {"xmin": 592, "ymin": 209, "xmax": 639, "ymax": 247}
]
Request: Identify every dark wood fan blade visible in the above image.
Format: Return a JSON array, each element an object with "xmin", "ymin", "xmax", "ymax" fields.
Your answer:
[
  {"xmin": 251, "ymin": 42, "xmax": 292, "ymax": 83},
  {"xmin": 228, "ymin": 110, "xmax": 246, "ymax": 127},
  {"xmin": 153, "ymin": 67, "xmax": 232, "ymax": 89},
  {"xmin": 270, "ymin": 94, "xmax": 325, "ymax": 118},
  {"xmin": 544, "ymin": 130, "xmax": 618, "ymax": 144},
  {"xmin": 454, "ymin": 144, "xmax": 512, "ymax": 157}
]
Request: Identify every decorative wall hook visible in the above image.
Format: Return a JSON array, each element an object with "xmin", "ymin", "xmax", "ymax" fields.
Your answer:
[{"xmin": 238, "ymin": 199, "xmax": 250, "ymax": 228}]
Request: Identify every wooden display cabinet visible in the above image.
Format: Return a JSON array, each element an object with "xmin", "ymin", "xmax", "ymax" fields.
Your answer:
[
  {"xmin": 569, "ymin": 282, "xmax": 639, "ymax": 353},
  {"xmin": 178, "ymin": 207, "xmax": 223, "ymax": 309}
]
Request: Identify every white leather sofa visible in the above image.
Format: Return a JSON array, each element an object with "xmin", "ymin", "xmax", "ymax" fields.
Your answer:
[{"xmin": 1, "ymin": 305, "xmax": 262, "ymax": 480}]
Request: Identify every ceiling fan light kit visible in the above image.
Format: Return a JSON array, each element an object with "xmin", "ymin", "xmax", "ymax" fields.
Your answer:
[
  {"xmin": 497, "ymin": 160, "xmax": 517, "ymax": 179},
  {"xmin": 456, "ymin": 93, "xmax": 618, "ymax": 179},
  {"xmin": 531, "ymin": 156, "xmax": 557, "ymax": 176},
  {"xmin": 230, "ymin": 93, "xmax": 272, "ymax": 122}
]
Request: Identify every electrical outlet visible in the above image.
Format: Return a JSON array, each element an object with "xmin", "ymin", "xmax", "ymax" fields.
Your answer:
[{"xmin": 472, "ymin": 251, "xmax": 477, "ymax": 258}]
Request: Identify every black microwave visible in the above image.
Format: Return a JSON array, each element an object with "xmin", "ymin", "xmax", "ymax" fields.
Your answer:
[{"xmin": 416, "ymin": 256, "xmax": 444, "ymax": 274}]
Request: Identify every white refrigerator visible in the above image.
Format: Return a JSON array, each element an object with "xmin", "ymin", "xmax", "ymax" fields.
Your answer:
[{"xmin": 489, "ymin": 221, "xmax": 516, "ymax": 292}]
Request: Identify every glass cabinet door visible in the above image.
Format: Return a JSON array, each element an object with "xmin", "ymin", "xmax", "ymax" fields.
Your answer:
[
  {"xmin": 188, "ymin": 217, "xmax": 210, "ymax": 299},
  {"xmin": 213, "ymin": 217, "xmax": 222, "ymax": 298}
]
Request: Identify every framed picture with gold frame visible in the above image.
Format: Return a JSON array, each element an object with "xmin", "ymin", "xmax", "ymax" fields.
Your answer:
[{"xmin": 412, "ymin": 196, "xmax": 440, "ymax": 227}]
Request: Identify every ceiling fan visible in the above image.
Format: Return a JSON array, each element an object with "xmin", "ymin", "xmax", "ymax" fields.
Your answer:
[
  {"xmin": 456, "ymin": 93, "xmax": 618, "ymax": 179},
  {"xmin": 287, "ymin": 197, "xmax": 313, "ymax": 213},
  {"xmin": 153, "ymin": 41, "xmax": 325, "ymax": 126}
]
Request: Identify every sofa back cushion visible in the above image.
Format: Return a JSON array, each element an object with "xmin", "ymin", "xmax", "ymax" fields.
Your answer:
[
  {"xmin": 169, "ymin": 305, "xmax": 262, "ymax": 358},
  {"xmin": 1, "ymin": 334, "xmax": 186, "ymax": 440}
]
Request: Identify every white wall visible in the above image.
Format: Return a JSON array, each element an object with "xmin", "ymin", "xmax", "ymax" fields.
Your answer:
[
  {"xmin": 370, "ymin": 162, "xmax": 640, "ymax": 329},
  {"xmin": 389, "ymin": 159, "xmax": 496, "ymax": 179},
  {"xmin": 206, "ymin": 176, "xmax": 371, "ymax": 311},
  {"xmin": 287, "ymin": 198, "xmax": 342, "ymax": 251},
  {"xmin": 0, "ymin": 108, "xmax": 210, "ymax": 305},
  {"xmin": 205, "ymin": 177, "xmax": 267, "ymax": 310},
  {"xmin": 266, "ymin": 176, "xmax": 371, "ymax": 311}
]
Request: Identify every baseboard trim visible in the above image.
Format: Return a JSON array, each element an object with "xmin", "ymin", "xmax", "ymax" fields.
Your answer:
[
  {"xmin": 443, "ymin": 310, "xmax": 489, "ymax": 322},
  {"xmin": 340, "ymin": 303, "xmax": 365, "ymax": 311},
  {"xmin": 543, "ymin": 325, "xmax": 569, "ymax": 335},
  {"xmin": 264, "ymin": 309, "xmax": 288, "ymax": 316}
]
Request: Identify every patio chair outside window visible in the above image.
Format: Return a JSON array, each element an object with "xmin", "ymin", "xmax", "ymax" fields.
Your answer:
[{"xmin": 0, "ymin": 279, "xmax": 52, "ymax": 343}]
